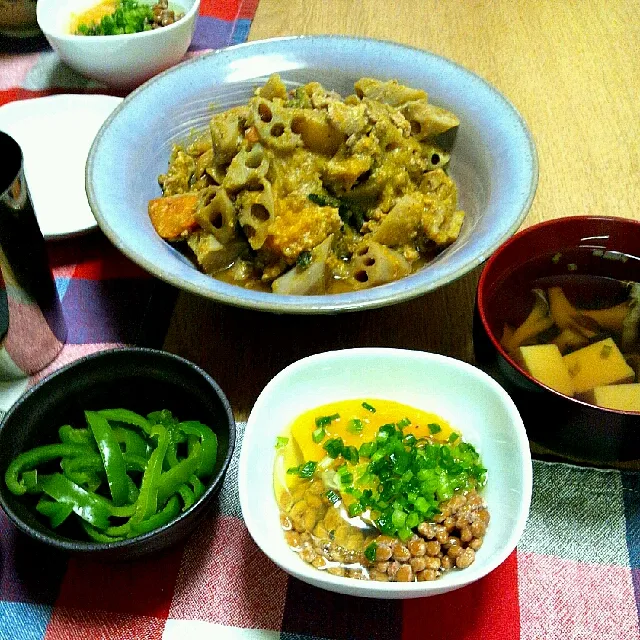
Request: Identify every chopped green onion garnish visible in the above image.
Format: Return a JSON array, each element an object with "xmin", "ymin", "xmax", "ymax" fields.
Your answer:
[
  {"xmin": 362, "ymin": 402, "xmax": 376, "ymax": 413},
  {"xmin": 296, "ymin": 250, "xmax": 312, "ymax": 270},
  {"xmin": 275, "ymin": 436, "xmax": 289, "ymax": 449},
  {"xmin": 398, "ymin": 527, "xmax": 413, "ymax": 542},
  {"xmin": 298, "ymin": 461, "xmax": 317, "ymax": 479},
  {"xmin": 342, "ymin": 445, "xmax": 359, "ymax": 464},
  {"xmin": 359, "ymin": 441, "xmax": 377, "ymax": 458},
  {"xmin": 315, "ymin": 413, "xmax": 340, "ymax": 428},
  {"xmin": 287, "ymin": 461, "xmax": 317, "ymax": 478},
  {"xmin": 323, "ymin": 437, "xmax": 344, "ymax": 459},
  {"xmin": 406, "ymin": 512, "xmax": 420, "ymax": 528},
  {"xmin": 391, "ymin": 509, "xmax": 407, "ymax": 528},
  {"xmin": 364, "ymin": 541, "xmax": 378, "ymax": 562},
  {"xmin": 302, "ymin": 403, "xmax": 485, "ymax": 542},
  {"xmin": 347, "ymin": 418, "xmax": 363, "ymax": 433}
]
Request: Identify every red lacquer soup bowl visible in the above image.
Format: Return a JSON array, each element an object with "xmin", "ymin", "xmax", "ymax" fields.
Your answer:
[{"xmin": 473, "ymin": 216, "xmax": 640, "ymax": 463}]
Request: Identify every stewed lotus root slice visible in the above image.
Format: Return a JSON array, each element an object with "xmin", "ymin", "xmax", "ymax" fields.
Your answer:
[
  {"xmin": 236, "ymin": 180, "xmax": 275, "ymax": 250},
  {"xmin": 194, "ymin": 186, "xmax": 236, "ymax": 244},
  {"xmin": 349, "ymin": 240, "xmax": 411, "ymax": 288},
  {"xmin": 250, "ymin": 97, "xmax": 303, "ymax": 152},
  {"xmin": 222, "ymin": 142, "xmax": 269, "ymax": 193}
]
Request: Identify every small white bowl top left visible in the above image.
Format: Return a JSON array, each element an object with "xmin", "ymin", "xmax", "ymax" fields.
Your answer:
[
  {"xmin": 0, "ymin": 94, "xmax": 122, "ymax": 240},
  {"xmin": 37, "ymin": 0, "xmax": 200, "ymax": 89}
]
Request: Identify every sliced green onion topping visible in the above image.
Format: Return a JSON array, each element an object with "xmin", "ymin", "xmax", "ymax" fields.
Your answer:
[
  {"xmin": 427, "ymin": 423, "xmax": 442, "ymax": 434},
  {"xmin": 364, "ymin": 541, "xmax": 378, "ymax": 562},
  {"xmin": 287, "ymin": 461, "xmax": 317, "ymax": 479},
  {"xmin": 347, "ymin": 418, "xmax": 363, "ymax": 433},
  {"xmin": 275, "ymin": 436, "xmax": 289, "ymax": 449},
  {"xmin": 362, "ymin": 402, "xmax": 376, "ymax": 413},
  {"xmin": 323, "ymin": 437, "xmax": 344, "ymax": 459},
  {"xmin": 315, "ymin": 413, "xmax": 340, "ymax": 428},
  {"xmin": 326, "ymin": 490, "xmax": 340, "ymax": 505}
]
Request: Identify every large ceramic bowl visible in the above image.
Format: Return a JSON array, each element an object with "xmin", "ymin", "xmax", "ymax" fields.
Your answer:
[
  {"xmin": 87, "ymin": 36, "xmax": 538, "ymax": 314},
  {"xmin": 474, "ymin": 215, "xmax": 640, "ymax": 463},
  {"xmin": 0, "ymin": 347, "xmax": 235, "ymax": 560},
  {"xmin": 238, "ymin": 348, "xmax": 532, "ymax": 598},
  {"xmin": 37, "ymin": 0, "xmax": 199, "ymax": 89}
]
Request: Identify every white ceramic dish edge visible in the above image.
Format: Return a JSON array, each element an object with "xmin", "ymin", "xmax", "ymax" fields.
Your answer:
[{"xmin": 238, "ymin": 347, "xmax": 533, "ymax": 599}]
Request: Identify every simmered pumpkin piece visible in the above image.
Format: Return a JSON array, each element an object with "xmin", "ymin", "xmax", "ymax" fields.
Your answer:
[
  {"xmin": 148, "ymin": 193, "xmax": 199, "ymax": 240},
  {"xmin": 263, "ymin": 194, "xmax": 342, "ymax": 263}
]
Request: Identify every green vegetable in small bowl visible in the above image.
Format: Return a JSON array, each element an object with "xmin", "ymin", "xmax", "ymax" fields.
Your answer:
[
  {"xmin": 5, "ymin": 408, "xmax": 217, "ymax": 542},
  {"xmin": 0, "ymin": 347, "xmax": 235, "ymax": 560}
]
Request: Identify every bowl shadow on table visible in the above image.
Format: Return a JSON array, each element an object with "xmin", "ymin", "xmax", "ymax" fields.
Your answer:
[
  {"xmin": 163, "ymin": 268, "xmax": 483, "ymax": 421},
  {"xmin": 0, "ymin": 500, "xmax": 227, "ymax": 610}
]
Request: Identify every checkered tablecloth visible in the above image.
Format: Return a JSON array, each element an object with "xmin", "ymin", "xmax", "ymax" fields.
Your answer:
[
  {"xmin": 1, "ymin": 3, "xmax": 640, "ymax": 637},
  {"xmin": 1, "ymin": 421, "xmax": 638, "ymax": 640}
]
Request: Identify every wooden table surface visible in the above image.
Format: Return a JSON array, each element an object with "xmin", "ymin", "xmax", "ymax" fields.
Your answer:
[{"xmin": 163, "ymin": 0, "xmax": 640, "ymax": 465}]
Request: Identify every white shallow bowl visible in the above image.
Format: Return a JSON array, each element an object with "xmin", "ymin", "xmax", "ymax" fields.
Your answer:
[
  {"xmin": 86, "ymin": 35, "xmax": 538, "ymax": 314},
  {"xmin": 36, "ymin": 0, "xmax": 199, "ymax": 89},
  {"xmin": 238, "ymin": 348, "xmax": 533, "ymax": 599}
]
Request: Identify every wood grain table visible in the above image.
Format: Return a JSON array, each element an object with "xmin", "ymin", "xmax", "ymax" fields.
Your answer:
[{"xmin": 163, "ymin": 0, "xmax": 640, "ymax": 466}]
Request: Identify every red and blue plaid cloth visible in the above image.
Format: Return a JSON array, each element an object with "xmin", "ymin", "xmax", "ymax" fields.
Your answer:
[{"xmin": 1, "ymin": 3, "xmax": 640, "ymax": 637}]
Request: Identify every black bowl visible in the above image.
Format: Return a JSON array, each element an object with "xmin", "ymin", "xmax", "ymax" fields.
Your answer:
[
  {"xmin": 474, "ymin": 216, "xmax": 640, "ymax": 463},
  {"xmin": 0, "ymin": 347, "xmax": 235, "ymax": 560}
]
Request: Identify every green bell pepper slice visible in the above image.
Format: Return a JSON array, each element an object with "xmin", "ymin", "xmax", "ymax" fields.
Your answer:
[
  {"xmin": 130, "ymin": 425, "xmax": 169, "ymax": 523},
  {"xmin": 58, "ymin": 425, "xmax": 95, "ymax": 448},
  {"xmin": 5, "ymin": 443, "xmax": 95, "ymax": 496},
  {"xmin": 180, "ymin": 421, "xmax": 218, "ymax": 477},
  {"xmin": 81, "ymin": 521, "xmax": 126, "ymax": 543},
  {"xmin": 98, "ymin": 409, "xmax": 152, "ymax": 436},
  {"xmin": 39, "ymin": 473, "xmax": 112, "ymax": 529},
  {"xmin": 129, "ymin": 494, "xmax": 181, "ymax": 536},
  {"xmin": 155, "ymin": 441, "xmax": 202, "ymax": 508},
  {"xmin": 36, "ymin": 498, "xmax": 75, "ymax": 528},
  {"xmin": 85, "ymin": 411, "xmax": 130, "ymax": 507},
  {"xmin": 112, "ymin": 426, "xmax": 151, "ymax": 459}
]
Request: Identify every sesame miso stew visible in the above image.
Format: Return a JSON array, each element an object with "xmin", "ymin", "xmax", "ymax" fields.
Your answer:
[{"xmin": 274, "ymin": 399, "xmax": 489, "ymax": 582}]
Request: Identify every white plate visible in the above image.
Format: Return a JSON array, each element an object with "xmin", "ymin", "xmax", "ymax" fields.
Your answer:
[{"xmin": 0, "ymin": 94, "xmax": 122, "ymax": 240}]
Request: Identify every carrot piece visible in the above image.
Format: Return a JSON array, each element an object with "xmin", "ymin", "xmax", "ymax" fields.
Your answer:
[{"xmin": 148, "ymin": 194, "xmax": 199, "ymax": 240}]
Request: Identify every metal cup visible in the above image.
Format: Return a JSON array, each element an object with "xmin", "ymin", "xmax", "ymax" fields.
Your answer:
[{"xmin": 0, "ymin": 131, "xmax": 67, "ymax": 379}]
